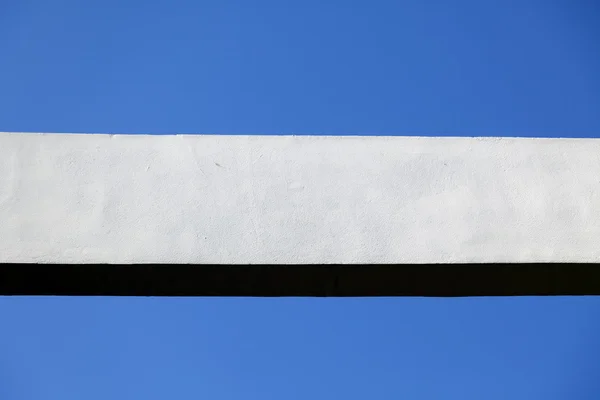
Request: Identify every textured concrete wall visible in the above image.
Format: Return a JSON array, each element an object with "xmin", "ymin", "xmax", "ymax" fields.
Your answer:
[{"xmin": 1, "ymin": 132, "xmax": 599, "ymax": 264}]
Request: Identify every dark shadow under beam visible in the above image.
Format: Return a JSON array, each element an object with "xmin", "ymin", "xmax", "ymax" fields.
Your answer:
[{"xmin": 1, "ymin": 263, "xmax": 600, "ymax": 296}]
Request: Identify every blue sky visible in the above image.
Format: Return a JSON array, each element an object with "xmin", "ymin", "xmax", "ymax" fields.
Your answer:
[{"xmin": 1, "ymin": 0, "xmax": 599, "ymax": 398}]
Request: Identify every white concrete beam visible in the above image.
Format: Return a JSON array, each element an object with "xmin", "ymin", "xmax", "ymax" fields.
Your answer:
[{"xmin": 1, "ymin": 132, "xmax": 599, "ymax": 265}]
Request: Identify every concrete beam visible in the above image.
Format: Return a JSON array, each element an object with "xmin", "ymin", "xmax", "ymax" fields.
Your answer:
[{"xmin": 1, "ymin": 132, "xmax": 599, "ymax": 296}]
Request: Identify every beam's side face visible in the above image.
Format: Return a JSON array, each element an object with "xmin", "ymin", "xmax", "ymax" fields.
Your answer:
[{"xmin": 1, "ymin": 133, "xmax": 599, "ymax": 265}]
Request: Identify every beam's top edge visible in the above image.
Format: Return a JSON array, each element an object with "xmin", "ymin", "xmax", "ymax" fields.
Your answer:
[{"xmin": 1, "ymin": 132, "xmax": 598, "ymax": 141}]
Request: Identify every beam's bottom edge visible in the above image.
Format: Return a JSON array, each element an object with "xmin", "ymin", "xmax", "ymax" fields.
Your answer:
[{"xmin": 1, "ymin": 263, "xmax": 599, "ymax": 297}]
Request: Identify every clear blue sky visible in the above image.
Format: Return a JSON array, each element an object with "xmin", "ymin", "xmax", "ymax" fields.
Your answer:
[{"xmin": 1, "ymin": 0, "xmax": 599, "ymax": 398}]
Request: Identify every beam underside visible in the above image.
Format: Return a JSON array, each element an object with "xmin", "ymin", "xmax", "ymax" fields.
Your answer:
[{"xmin": 2, "ymin": 263, "xmax": 600, "ymax": 296}]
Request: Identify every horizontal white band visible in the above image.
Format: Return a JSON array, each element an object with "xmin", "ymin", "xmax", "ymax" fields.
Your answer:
[{"xmin": 1, "ymin": 133, "xmax": 599, "ymax": 264}]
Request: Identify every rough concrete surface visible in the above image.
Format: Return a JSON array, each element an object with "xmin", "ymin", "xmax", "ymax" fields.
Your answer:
[{"xmin": 1, "ymin": 132, "xmax": 599, "ymax": 264}]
